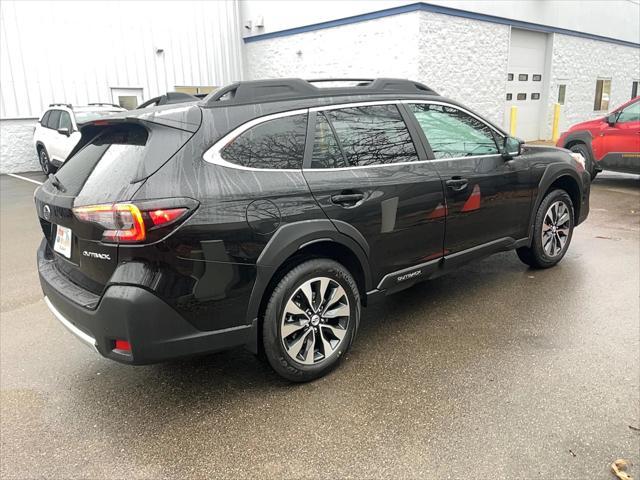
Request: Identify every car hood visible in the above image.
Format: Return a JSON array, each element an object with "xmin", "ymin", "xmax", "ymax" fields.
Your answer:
[{"xmin": 567, "ymin": 116, "xmax": 604, "ymax": 132}]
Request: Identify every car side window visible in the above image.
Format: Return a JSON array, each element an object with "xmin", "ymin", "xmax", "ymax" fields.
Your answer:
[
  {"xmin": 319, "ymin": 105, "xmax": 418, "ymax": 167},
  {"xmin": 59, "ymin": 111, "xmax": 72, "ymax": 130},
  {"xmin": 409, "ymin": 103, "xmax": 499, "ymax": 159},
  {"xmin": 47, "ymin": 110, "xmax": 61, "ymax": 130},
  {"xmin": 40, "ymin": 110, "xmax": 51, "ymax": 126},
  {"xmin": 311, "ymin": 113, "xmax": 347, "ymax": 169},
  {"xmin": 616, "ymin": 101, "xmax": 640, "ymax": 123},
  {"xmin": 220, "ymin": 113, "xmax": 307, "ymax": 169}
]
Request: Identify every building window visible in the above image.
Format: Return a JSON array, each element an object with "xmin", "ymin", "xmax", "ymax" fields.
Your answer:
[
  {"xmin": 593, "ymin": 79, "xmax": 611, "ymax": 111},
  {"xmin": 507, "ymin": 73, "xmax": 514, "ymax": 81},
  {"xmin": 518, "ymin": 74, "xmax": 528, "ymax": 81},
  {"xmin": 517, "ymin": 93, "xmax": 527, "ymax": 100},
  {"xmin": 533, "ymin": 74, "xmax": 542, "ymax": 81},
  {"xmin": 633, "ymin": 81, "xmax": 639, "ymax": 99},
  {"xmin": 506, "ymin": 93, "xmax": 512, "ymax": 101},
  {"xmin": 175, "ymin": 86, "xmax": 217, "ymax": 95},
  {"xmin": 531, "ymin": 93, "xmax": 540, "ymax": 100},
  {"xmin": 558, "ymin": 84, "xmax": 567, "ymax": 105}
]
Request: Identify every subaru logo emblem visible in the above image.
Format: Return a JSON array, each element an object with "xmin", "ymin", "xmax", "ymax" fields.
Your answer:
[{"xmin": 43, "ymin": 205, "xmax": 51, "ymax": 221}]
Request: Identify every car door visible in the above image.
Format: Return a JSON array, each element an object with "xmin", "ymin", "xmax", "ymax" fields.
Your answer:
[
  {"xmin": 405, "ymin": 102, "xmax": 532, "ymax": 258},
  {"xmin": 302, "ymin": 103, "xmax": 446, "ymax": 288},
  {"xmin": 599, "ymin": 99, "xmax": 640, "ymax": 173}
]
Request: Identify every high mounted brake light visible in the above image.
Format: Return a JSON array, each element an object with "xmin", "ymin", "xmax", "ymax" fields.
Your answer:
[{"xmin": 73, "ymin": 203, "xmax": 189, "ymax": 244}]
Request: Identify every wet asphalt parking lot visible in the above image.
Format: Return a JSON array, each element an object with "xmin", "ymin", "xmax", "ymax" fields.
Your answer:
[{"xmin": 1, "ymin": 170, "xmax": 638, "ymax": 479}]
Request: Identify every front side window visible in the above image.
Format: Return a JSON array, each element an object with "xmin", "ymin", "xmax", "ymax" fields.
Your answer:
[
  {"xmin": 317, "ymin": 104, "xmax": 418, "ymax": 167},
  {"xmin": 594, "ymin": 79, "xmax": 611, "ymax": 111},
  {"xmin": 409, "ymin": 103, "xmax": 499, "ymax": 159},
  {"xmin": 59, "ymin": 111, "xmax": 72, "ymax": 130},
  {"xmin": 616, "ymin": 100, "xmax": 640, "ymax": 123},
  {"xmin": 220, "ymin": 114, "xmax": 308, "ymax": 169},
  {"xmin": 46, "ymin": 110, "xmax": 61, "ymax": 129}
]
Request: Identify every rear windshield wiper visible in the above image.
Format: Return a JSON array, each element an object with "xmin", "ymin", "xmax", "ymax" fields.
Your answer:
[{"xmin": 48, "ymin": 173, "xmax": 66, "ymax": 193}]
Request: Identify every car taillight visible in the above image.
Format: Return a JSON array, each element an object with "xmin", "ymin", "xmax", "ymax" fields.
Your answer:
[{"xmin": 73, "ymin": 203, "xmax": 189, "ymax": 244}]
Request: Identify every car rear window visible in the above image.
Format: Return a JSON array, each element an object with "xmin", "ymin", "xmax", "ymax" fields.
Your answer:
[{"xmin": 55, "ymin": 125, "xmax": 148, "ymax": 197}]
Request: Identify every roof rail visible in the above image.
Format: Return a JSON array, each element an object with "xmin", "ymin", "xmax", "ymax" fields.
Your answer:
[
  {"xmin": 204, "ymin": 78, "xmax": 437, "ymax": 107},
  {"xmin": 49, "ymin": 103, "xmax": 73, "ymax": 109},
  {"xmin": 88, "ymin": 102, "xmax": 122, "ymax": 108}
]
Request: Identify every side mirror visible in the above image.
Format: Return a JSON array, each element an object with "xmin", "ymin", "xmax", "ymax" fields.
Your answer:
[
  {"xmin": 502, "ymin": 135, "xmax": 523, "ymax": 159},
  {"xmin": 605, "ymin": 113, "xmax": 618, "ymax": 126},
  {"xmin": 57, "ymin": 127, "xmax": 70, "ymax": 136}
]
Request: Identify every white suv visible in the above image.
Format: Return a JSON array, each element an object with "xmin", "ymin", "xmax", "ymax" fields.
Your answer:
[{"xmin": 33, "ymin": 103, "xmax": 125, "ymax": 174}]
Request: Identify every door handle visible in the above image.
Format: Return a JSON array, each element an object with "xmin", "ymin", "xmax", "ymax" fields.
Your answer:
[
  {"xmin": 445, "ymin": 177, "xmax": 469, "ymax": 192},
  {"xmin": 330, "ymin": 192, "xmax": 365, "ymax": 206}
]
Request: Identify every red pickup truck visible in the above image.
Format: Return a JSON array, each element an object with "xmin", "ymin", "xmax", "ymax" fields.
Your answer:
[{"xmin": 557, "ymin": 97, "xmax": 639, "ymax": 178}]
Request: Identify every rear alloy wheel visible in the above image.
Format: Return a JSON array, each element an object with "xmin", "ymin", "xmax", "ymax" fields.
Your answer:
[
  {"xmin": 263, "ymin": 259, "xmax": 359, "ymax": 382},
  {"xmin": 38, "ymin": 148, "xmax": 53, "ymax": 175},
  {"xmin": 517, "ymin": 189, "xmax": 574, "ymax": 269}
]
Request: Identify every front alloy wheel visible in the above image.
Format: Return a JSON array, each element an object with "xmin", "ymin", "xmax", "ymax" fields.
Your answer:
[
  {"xmin": 541, "ymin": 201, "xmax": 571, "ymax": 257},
  {"xmin": 39, "ymin": 148, "xmax": 51, "ymax": 175},
  {"xmin": 516, "ymin": 188, "xmax": 574, "ymax": 269}
]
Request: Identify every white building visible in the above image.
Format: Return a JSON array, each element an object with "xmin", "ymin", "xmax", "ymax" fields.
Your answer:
[
  {"xmin": 242, "ymin": 0, "xmax": 640, "ymax": 141},
  {"xmin": 0, "ymin": 0, "xmax": 243, "ymax": 173},
  {"xmin": 1, "ymin": 0, "xmax": 639, "ymax": 173}
]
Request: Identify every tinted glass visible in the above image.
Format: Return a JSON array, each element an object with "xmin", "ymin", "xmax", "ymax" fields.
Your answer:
[
  {"xmin": 59, "ymin": 111, "xmax": 72, "ymax": 130},
  {"xmin": 40, "ymin": 111, "xmax": 51, "ymax": 126},
  {"xmin": 55, "ymin": 125, "xmax": 148, "ymax": 197},
  {"xmin": 47, "ymin": 110, "xmax": 61, "ymax": 129},
  {"xmin": 409, "ymin": 103, "xmax": 499, "ymax": 159},
  {"xmin": 323, "ymin": 105, "xmax": 418, "ymax": 167},
  {"xmin": 221, "ymin": 114, "xmax": 307, "ymax": 169},
  {"xmin": 311, "ymin": 113, "xmax": 346, "ymax": 168},
  {"xmin": 617, "ymin": 101, "xmax": 640, "ymax": 123}
]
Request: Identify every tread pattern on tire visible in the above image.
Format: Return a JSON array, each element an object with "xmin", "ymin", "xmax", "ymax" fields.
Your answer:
[
  {"xmin": 516, "ymin": 189, "xmax": 574, "ymax": 269},
  {"xmin": 262, "ymin": 258, "xmax": 360, "ymax": 383}
]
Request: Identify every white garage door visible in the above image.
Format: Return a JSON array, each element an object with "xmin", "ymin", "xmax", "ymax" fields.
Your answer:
[{"xmin": 505, "ymin": 29, "xmax": 548, "ymax": 141}]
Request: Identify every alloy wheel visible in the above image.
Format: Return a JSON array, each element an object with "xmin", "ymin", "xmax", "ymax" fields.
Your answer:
[
  {"xmin": 40, "ymin": 150, "xmax": 50, "ymax": 175},
  {"xmin": 280, "ymin": 276, "xmax": 350, "ymax": 365},
  {"xmin": 542, "ymin": 200, "xmax": 571, "ymax": 257}
]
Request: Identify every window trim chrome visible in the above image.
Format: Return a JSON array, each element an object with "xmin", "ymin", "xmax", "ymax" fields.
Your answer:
[
  {"xmin": 202, "ymin": 108, "xmax": 309, "ymax": 172},
  {"xmin": 202, "ymin": 99, "xmax": 506, "ymax": 173}
]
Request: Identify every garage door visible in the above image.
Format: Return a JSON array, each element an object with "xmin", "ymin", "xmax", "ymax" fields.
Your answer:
[{"xmin": 505, "ymin": 29, "xmax": 548, "ymax": 141}]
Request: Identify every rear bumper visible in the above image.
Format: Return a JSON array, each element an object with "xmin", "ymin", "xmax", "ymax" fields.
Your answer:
[{"xmin": 38, "ymin": 240, "xmax": 252, "ymax": 364}]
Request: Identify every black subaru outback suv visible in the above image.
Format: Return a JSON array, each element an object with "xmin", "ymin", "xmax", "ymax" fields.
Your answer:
[{"xmin": 35, "ymin": 78, "xmax": 590, "ymax": 381}]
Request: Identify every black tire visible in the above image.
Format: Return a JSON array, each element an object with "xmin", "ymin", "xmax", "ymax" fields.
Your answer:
[
  {"xmin": 262, "ymin": 258, "xmax": 360, "ymax": 382},
  {"xmin": 517, "ymin": 189, "xmax": 575, "ymax": 269},
  {"xmin": 569, "ymin": 143, "xmax": 597, "ymax": 180},
  {"xmin": 38, "ymin": 147, "xmax": 54, "ymax": 175}
]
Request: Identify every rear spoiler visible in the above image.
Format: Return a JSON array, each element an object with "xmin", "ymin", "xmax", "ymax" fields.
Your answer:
[{"xmin": 67, "ymin": 104, "xmax": 202, "ymax": 160}]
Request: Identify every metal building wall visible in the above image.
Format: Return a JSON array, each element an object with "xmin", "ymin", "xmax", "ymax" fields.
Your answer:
[{"xmin": 0, "ymin": 0, "xmax": 244, "ymax": 119}]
